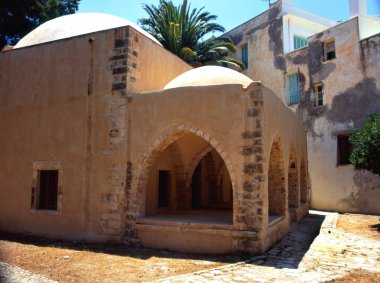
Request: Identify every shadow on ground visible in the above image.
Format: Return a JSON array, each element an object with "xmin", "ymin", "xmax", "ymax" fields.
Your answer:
[
  {"xmin": 247, "ymin": 213, "xmax": 325, "ymax": 269},
  {"xmin": 370, "ymin": 220, "xmax": 380, "ymax": 232},
  {"xmin": 0, "ymin": 213, "xmax": 325, "ymax": 271},
  {"xmin": 0, "ymin": 231, "xmax": 247, "ymax": 265}
]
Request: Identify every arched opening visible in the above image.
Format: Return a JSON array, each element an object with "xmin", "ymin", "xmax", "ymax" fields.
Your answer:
[
  {"xmin": 268, "ymin": 137, "xmax": 286, "ymax": 222},
  {"xmin": 300, "ymin": 155, "xmax": 308, "ymax": 204},
  {"xmin": 144, "ymin": 132, "xmax": 233, "ymax": 225},
  {"xmin": 190, "ymin": 150, "xmax": 233, "ymax": 210},
  {"xmin": 288, "ymin": 145, "xmax": 299, "ymax": 222},
  {"xmin": 288, "ymin": 145, "xmax": 299, "ymax": 208}
]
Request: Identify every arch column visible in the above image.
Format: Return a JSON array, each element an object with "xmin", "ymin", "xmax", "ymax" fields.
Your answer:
[
  {"xmin": 300, "ymin": 155, "xmax": 308, "ymax": 204},
  {"xmin": 233, "ymin": 84, "xmax": 265, "ymax": 253},
  {"xmin": 288, "ymin": 145, "xmax": 299, "ymax": 222}
]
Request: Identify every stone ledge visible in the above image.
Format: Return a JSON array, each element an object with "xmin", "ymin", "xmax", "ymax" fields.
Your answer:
[{"xmin": 310, "ymin": 210, "xmax": 339, "ymax": 229}]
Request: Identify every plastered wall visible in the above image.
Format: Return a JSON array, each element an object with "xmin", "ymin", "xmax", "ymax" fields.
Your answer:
[
  {"xmin": 0, "ymin": 26, "xmax": 191, "ymax": 240},
  {"xmin": 285, "ymin": 17, "xmax": 380, "ymax": 214}
]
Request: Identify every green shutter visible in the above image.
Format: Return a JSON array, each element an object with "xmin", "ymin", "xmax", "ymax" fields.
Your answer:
[
  {"xmin": 288, "ymin": 74, "xmax": 299, "ymax": 105},
  {"xmin": 241, "ymin": 44, "xmax": 248, "ymax": 68},
  {"xmin": 293, "ymin": 35, "xmax": 308, "ymax": 49}
]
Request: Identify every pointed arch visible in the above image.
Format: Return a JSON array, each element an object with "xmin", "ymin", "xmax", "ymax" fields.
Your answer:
[
  {"xmin": 288, "ymin": 144, "xmax": 299, "ymax": 209},
  {"xmin": 134, "ymin": 125, "xmax": 236, "ymax": 218},
  {"xmin": 268, "ymin": 136, "xmax": 286, "ymax": 217}
]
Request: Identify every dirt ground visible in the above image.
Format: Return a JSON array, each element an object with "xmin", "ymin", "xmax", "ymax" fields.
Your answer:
[
  {"xmin": 0, "ymin": 232, "xmax": 246, "ymax": 283},
  {"xmin": 0, "ymin": 213, "xmax": 379, "ymax": 283},
  {"xmin": 328, "ymin": 213, "xmax": 380, "ymax": 283},
  {"xmin": 328, "ymin": 269, "xmax": 380, "ymax": 283},
  {"xmin": 337, "ymin": 213, "xmax": 380, "ymax": 241}
]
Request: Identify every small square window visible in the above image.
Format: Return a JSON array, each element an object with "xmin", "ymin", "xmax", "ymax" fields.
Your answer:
[
  {"xmin": 314, "ymin": 83, "xmax": 324, "ymax": 107},
  {"xmin": 337, "ymin": 135, "xmax": 352, "ymax": 165},
  {"xmin": 293, "ymin": 35, "xmax": 308, "ymax": 50},
  {"xmin": 324, "ymin": 41, "xmax": 336, "ymax": 61},
  {"xmin": 31, "ymin": 161, "xmax": 62, "ymax": 212}
]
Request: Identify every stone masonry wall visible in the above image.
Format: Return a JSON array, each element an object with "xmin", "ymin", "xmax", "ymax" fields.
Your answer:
[
  {"xmin": 233, "ymin": 83, "xmax": 265, "ymax": 254},
  {"xmin": 100, "ymin": 27, "xmax": 139, "ymax": 240}
]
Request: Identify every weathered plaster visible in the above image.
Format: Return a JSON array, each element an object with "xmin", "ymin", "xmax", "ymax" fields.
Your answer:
[
  {"xmin": 326, "ymin": 77, "xmax": 380, "ymax": 128},
  {"xmin": 339, "ymin": 170, "xmax": 380, "ymax": 214}
]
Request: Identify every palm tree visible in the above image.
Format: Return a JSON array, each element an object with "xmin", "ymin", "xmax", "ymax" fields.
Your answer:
[
  {"xmin": 194, "ymin": 37, "xmax": 245, "ymax": 69},
  {"xmin": 139, "ymin": 0, "xmax": 244, "ymax": 69}
]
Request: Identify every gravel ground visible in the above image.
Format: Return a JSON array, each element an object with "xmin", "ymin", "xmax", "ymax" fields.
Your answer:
[{"xmin": 0, "ymin": 262, "xmax": 57, "ymax": 283}]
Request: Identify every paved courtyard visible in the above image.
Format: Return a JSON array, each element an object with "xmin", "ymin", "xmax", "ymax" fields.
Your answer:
[
  {"xmin": 0, "ymin": 211, "xmax": 379, "ymax": 283},
  {"xmin": 156, "ymin": 211, "xmax": 380, "ymax": 283}
]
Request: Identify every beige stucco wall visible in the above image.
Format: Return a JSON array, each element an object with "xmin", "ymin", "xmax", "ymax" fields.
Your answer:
[
  {"xmin": 0, "ymin": 33, "xmax": 93, "ymax": 239},
  {"xmin": 285, "ymin": 17, "xmax": 380, "ymax": 214},
  {"xmin": 0, "ymin": 25, "xmax": 191, "ymax": 240},
  {"xmin": 223, "ymin": 1, "xmax": 286, "ymax": 99}
]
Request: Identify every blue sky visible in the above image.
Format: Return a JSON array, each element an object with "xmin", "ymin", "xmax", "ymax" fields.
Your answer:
[{"xmin": 78, "ymin": 0, "xmax": 380, "ymax": 33}]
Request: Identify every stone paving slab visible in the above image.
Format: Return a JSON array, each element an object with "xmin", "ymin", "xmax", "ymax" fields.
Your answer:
[
  {"xmin": 0, "ymin": 262, "xmax": 57, "ymax": 283},
  {"xmin": 155, "ymin": 211, "xmax": 380, "ymax": 283}
]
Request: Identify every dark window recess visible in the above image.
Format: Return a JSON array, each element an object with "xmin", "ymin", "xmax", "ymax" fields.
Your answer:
[
  {"xmin": 38, "ymin": 170, "xmax": 58, "ymax": 210},
  {"xmin": 158, "ymin": 170, "xmax": 169, "ymax": 208},
  {"xmin": 191, "ymin": 163, "xmax": 202, "ymax": 209},
  {"xmin": 337, "ymin": 135, "xmax": 353, "ymax": 165},
  {"xmin": 324, "ymin": 41, "xmax": 336, "ymax": 61}
]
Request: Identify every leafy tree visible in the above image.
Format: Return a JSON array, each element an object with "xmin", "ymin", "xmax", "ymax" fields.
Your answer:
[
  {"xmin": 349, "ymin": 113, "xmax": 380, "ymax": 175},
  {"xmin": 139, "ymin": 0, "xmax": 244, "ymax": 69},
  {"xmin": 0, "ymin": 0, "xmax": 80, "ymax": 49}
]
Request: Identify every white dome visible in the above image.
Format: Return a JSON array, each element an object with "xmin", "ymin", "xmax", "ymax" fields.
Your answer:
[
  {"xmin": 14, "ymin": 13, "xmax": 161, "ymax": 48},
  {"xmin": 164, "ymin": 66, "xmax": 253, "ymax": 89}
]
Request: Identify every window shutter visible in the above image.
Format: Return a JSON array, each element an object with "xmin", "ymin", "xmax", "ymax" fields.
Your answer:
[
  {"xmin": 288, "ymin": 74, "xmax": 299, "ymax": 105},
  {"xmin": 325, "ymin": 41, "xmax": 335, "ymax": 53}
]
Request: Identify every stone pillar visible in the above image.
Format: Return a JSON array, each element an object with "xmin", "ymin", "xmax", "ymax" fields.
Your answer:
[
  {"xmin": 233, "ymin": 83, "xmax": 265, "ymax": 254},
  {"xmin": 100, "ymin": 27, "xmax": 140, "ymax": 244}
]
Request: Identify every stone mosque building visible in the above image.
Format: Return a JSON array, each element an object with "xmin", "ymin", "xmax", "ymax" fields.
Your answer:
[
  {"xmin": 0, "ymin": 11, "xmax": 308, "ymax": 254},
  {"xmin": 0, "ymin": 0, "xmax": 379, "ymax": 254}
]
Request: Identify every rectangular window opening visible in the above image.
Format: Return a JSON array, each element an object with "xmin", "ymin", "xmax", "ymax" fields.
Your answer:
[
  {"xmin": 287, "ymin": 73, "xmax": 299, "ymax": 105},
  {"xmin": 314, "ymin": 83, "xmax": 324, "ymax": 107},
  {"xmin": 241, "ymin": 43, "xmax": 248, "ymax": 68},
  {"xmin": 293, "ymin": 35, "xmax": 308, "ymax": 50},
  {"xmin": 158, "ymin": 170, "xmax": 170, "ymax": 208},
  {"xmin": 324, "ymin": 40, "xmax": 336, "ymax": 61},
  {"xmin": 337, "ymin": 135, "xmax": 353, "ymax": 165},
  {"xmin": 37, "ymin": 170, "xmax": 58, "ymax": 210}
]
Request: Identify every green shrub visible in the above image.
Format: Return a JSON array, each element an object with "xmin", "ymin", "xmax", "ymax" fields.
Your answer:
[{"xmin": 349, "ymin": 113, "xmax": 380, "ymax": 175}]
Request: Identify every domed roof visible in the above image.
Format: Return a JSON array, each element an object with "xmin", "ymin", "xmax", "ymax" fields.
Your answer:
[
  {"xmin": 14, "ymin": 13, "xmax": 161, "ymax": 48},
  {"xmin": 164, "ymin": 66, "xmax": 253, "ymax": 89}
]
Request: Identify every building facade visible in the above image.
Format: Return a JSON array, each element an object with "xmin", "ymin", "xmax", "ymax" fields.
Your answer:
[{"xmin": 224, "ymin": 0, "xmax": 380, "ymax": 214}]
